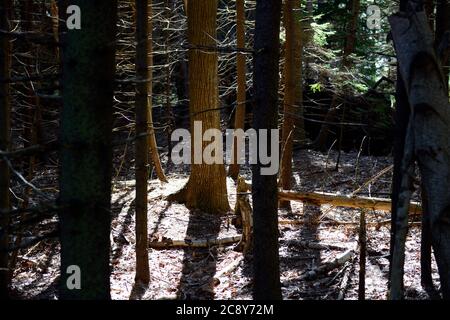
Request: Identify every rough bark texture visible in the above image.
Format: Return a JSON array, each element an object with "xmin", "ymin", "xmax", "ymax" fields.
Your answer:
[
  {"xmin": 279, "ymin": 0, "xmax": 304, "ymax": 209},
  {"xmin": 0, "ymin": 0, "xmax": 12, "ymax": 300},
  {"xmin": 170, "ymin": 0, "xmax": 229, "ymax": 214},
  {"xmin": 228, "ymin": 0, "xmax": 246, "ymax": 180},
  {"xmin": 134, "ymin": 0, "xmax": 151, "ymax": 285},
  {"xmin": 252, "ymin": 0, "xmax": 282, "ymax": 300},
  {"xmin": 59, "ymin": 0, "xmax": 117, "ymax": 300},
  {"xmin": 389, "ymin": 9, "xmax": 450, "ymax": 299}
]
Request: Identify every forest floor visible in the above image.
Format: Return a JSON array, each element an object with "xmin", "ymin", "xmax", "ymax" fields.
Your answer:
[{"xmin": 10, "ymin": 150, "xmax": 441, "ymax": 300}]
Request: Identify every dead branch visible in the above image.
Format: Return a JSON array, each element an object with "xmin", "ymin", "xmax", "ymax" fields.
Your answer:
[
  {"xmin": 278, "ymin": 190, "xmax": 422, "ymax": 214},
  {"xmin": 148, "ymin": 235, "xmax": 241, "ymax": 249}
]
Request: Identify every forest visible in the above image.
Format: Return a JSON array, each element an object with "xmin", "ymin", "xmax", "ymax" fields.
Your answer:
[{"xmin": 0, "ymin": 0, "xmax": 450, "ymax": 302}]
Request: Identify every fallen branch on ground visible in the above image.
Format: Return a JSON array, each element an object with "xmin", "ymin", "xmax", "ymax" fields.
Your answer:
[
  {"xmin": 280, "ymin": 239, "xmax": 350, "ymax": 251},
  {"xmin": 149, "ymin": 235, "xmax": 241, "ymax": 249},
  {"xmin": 278, "ymin": 190, "xmax": 422, "ymax": 214}
]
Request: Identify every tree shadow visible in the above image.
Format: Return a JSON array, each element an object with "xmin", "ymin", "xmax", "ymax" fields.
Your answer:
[
  {"xmin": 176, "ymin": 211, "xmax": 221, "ymax": 300},
  {"xmin": 281, "ymin": 202, "xmax": 323, "ymax": 299},
  {"xmin": 279, "ymin": 150, "xmax": 324, "ymax": 299},
  {"xmin": 12, "ymin": 240, "xmax": 59, "ymax": 300},
  {"xmin": 149, "ymin": 201, "xmax": 172, "ymax": 239},
  {"xmin": 128, "ymin": 202, "xmax": 173, "ymax": 300},
  {"xmin": 111, "ymin": 199, "xmax": 134, "ymax": 263}
]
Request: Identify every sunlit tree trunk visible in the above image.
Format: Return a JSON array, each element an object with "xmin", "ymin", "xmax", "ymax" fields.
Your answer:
[
  {"xmin": 134, "ymin": 0, "xmax": 152, "ymax": 285},
  {"xmin": 280, "ymin": 0, "xmax": 303, "ymax": 209},
  {"xmin": 170, "ymin": 0, "xmax": 229, "ymax": 214},
  {"xmin": 0, "ymin": 0, "xmax": 12, "ymax": 300},
  {"xmin": 145, "ymin": 1, "xmax": 168, "ymax": 183},
  {"xmin": 59, "ymin": 0, "xmax": 117, "ymax": 300},
  {"xmin": 228, "ymin": 0, "xmax": 246, "ymax": 180},
  {"xmin": 252, "ymin": 0, "xmax": 282, "ymax": 300}
]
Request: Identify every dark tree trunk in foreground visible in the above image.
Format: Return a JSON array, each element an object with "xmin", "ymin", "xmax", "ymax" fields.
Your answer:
[
  {"xmin": 389, "ymin": 8, "xmax": 450, "ymax": 299},
  {"xmin": 389, "ymin": 0, "xmax": 410, "ymax": 291},
  {"xmin": 59, "ymin": 0, "xmax": 117, "ymax": 300},
  {"xmin": 134, "ymin": 0, "xmax": 151, "ymax": 285},
  {"xmin": 252, "ymin": 0, "xmax": 282, "ymax": 300},
  {"xmin": 0, "ymin": 0, "xmax": 12, "ymax": 300}
]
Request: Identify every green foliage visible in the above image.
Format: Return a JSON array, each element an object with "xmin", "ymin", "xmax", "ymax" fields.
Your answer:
[
  {"xmin": 310, "ymin": 21, "xmax": 335, "ymax": 46},
  {"xmin": 309, "ymin": 82, "xmax": 323, "ymax": 93}
]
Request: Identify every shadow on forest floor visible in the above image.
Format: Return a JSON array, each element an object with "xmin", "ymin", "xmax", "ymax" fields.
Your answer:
[{"xmin": 176, "ymin": 211, "xmax": 221, "ymax": 300}]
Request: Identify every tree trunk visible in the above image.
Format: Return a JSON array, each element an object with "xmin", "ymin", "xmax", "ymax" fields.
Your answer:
[
  {"xmin": 314, "ymin": 0, "xmax": 360, "ymax": 150},
  {"xmin": 436, "ymin": 0, "xmax": 450, "ymax": 86},
  {"xmin": 279, "ymin": 0, "xmax": 304, "ymax": 209},
  {"xmin": 252, "ymin": 0, "xmax": 282, "ymax": 300},
  {"xmin": 343, "ymin": 0, "xmax": 360, "ymax": 67},
  {"xmin": 134, "ymin": 0, "xmax": 151, "ymax": 285},
  {"xmin": 389, "ymin": 8, "xmax": 450, "ymax": 299},
  {"xmin": 0, "ymin": 0, "xmax": 12, "ymax": 300},
  {"xmin": 59, "ymin": 0, "xmax": 117, "ymax": 300},
  {"xmin": 144, "ymin": 0, "xmax": 167, "ymax": 183},
  {"xmin": 389, "ymin": 0, "xmax": 410, "ymax": 293},
  {"xmin": 228, "ymin": 0, "xmax": 246, "ymax": 180},
  {"xmin": 169, "ymin": 0, "xmax": 229, "ymax": 214}
]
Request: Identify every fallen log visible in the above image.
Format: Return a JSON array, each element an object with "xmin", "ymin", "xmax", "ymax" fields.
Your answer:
[
  {"xmin": 278, "ymin": 190, "xmax": 422, "ymax": 214},
  {"xmin": 149, "ymin": 235, "xmax": 241, "ymax": 249},
  {"xmin": 280, "ymin": 239, "xmax": 349, "ymax": 251}
]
